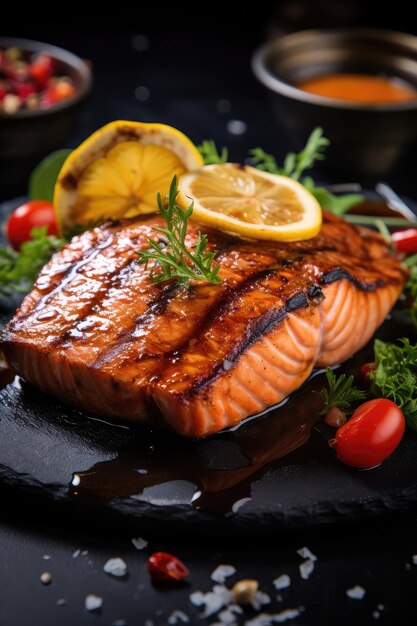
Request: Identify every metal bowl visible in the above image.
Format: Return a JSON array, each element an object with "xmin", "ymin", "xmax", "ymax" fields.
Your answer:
[
  {"xmin": 0, "ymin": 37, "xmax": 92, "ymax": 198},
  {"xmin": 252, "ymin": 28, "xmax": 417, "ymax": 179}
]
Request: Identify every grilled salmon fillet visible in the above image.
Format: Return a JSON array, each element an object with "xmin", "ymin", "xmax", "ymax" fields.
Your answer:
[{"xmin": 1, "ymin": 213, "xmax": 407, "ymax": 437}]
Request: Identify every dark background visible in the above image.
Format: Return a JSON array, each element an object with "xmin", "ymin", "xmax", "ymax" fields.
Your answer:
[{"xmin": 2, "ymin": 3, "xmax": 417, "ymax": 625}]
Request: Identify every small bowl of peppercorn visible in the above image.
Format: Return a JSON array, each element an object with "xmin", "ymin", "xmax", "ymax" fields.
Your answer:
[{"xmin": 0, "ymin": 37, "xmax": 92, "ymax": 198}]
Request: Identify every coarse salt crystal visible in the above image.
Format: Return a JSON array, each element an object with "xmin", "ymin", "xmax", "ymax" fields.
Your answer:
[
  {"xmin": 251, "ymin": 591, "xmax": 271, "ymax": 611},
  {"xmin": 273, "ymin": 575, "xmax": 291, "ymax": 590},
  {"xmin": 42, "ymin": 555, "xmax": 51, "ymax": 561},
  {"xmin": 377, "ymin": 604, "xmax": 385, "ymax": 611},
  {"xmin": 346, "ymin": 585, "xmax": 366, "ymax": 600},
  {"xmin": 72, "ymin": 549, "xmax": 81, "ymax": 558},
  {"xmin": 81, "ymin": 550, "xmax": 88, "ymax": 556},
  {"xmin": 190, "ymin": 585, "xmax": 232, "ymax": 618},
  {"xmin": 373, "ymin": 611, "xmax": 380, "ymax": 620},
  {"xmin": 211, "ymin": 565, "xmax": 237, "ymax": 584},
  {"xmin": 296, "ymin": 546, "xmax": 317, "ymax": 562},
  {"xmin": 57, "ymin": 598, "xmax": 67, "ymax": 607},
  {"xmin": 299, "ymin": 559, "xmax": 314, "ymax": 580},
  {"xmin": 244, "ymin": 607, "xmax": 303, "ymax": 626},
  {"xmin": 168, "ymin": 609, "xmax": 189, "ymax": 624},
  {"xmin": 412, "ymin": 555, "xmax": 417, "ymax": 564},
  {"xmin": 131, "ymin": 537, "xmax": 148, "ymax": 550},
  {"xmin": 112, "ymin": 621, "xmax": 127, "ymax": 626},
  {"xmin": 219, "ymin": 605, "xmax": 243, "ymax": 624},
  {"xmin": 103, "ymin": 557, "xmax": 128, "ymax": 577},
  {"xmin": 85, "ymin": 594, "xmax": 103, "ymax": 612}
]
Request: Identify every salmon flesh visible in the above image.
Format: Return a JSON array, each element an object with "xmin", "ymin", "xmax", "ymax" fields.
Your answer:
[{"xmin": 1, "ymin": 213, "xmax": 407, "ymax": 438}]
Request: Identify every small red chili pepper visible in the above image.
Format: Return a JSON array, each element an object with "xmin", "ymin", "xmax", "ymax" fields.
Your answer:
[
  {"xmin": 392, "ymin": 228, "xmax": 417, "ymax": 254},
  {"xmin": 148, "ymin": 551, "xmax": 189, "ymax": 581}
]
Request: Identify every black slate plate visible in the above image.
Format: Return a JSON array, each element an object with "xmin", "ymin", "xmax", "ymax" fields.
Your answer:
[{"xmin": 1, "ymin": 197, "xmax": 417, "ymax": 535}]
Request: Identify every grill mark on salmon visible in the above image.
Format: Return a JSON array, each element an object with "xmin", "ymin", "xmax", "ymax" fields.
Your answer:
[{"xmin": 1, "ymin": 213, "xmax": 408, "ymax": 438}]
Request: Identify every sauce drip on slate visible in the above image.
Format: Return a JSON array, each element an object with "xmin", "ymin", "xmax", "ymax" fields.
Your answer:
[{"xmin": 298, "ymin": 74, "xmax": 417, "ymax": 103}]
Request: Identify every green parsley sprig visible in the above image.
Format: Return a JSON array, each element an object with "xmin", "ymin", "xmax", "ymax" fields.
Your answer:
[
  {"xmin": 371, "ymin": 338, "xmax": 417, "ymax": 432},
  {"xmin": 250, "ymin": 128, "xmax": 363, "ymax": 215},
  {"xmin": 137, "ymin": 176, "xmax": 221, "ymax": 288},
  {"xmin": 319, "ymin": 367, "xmax": 366, "ymax": 415},
  {"xmin": 198, "ymin": 140, "xmax": 228, "ymax": 165},
  {"xmin": 0, "ymin": 227, "xmax": 64, "ymax": 298}
]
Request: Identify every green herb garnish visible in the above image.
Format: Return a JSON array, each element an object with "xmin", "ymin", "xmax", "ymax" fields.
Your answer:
[
  {"xmin": 198, "ymin": 140, "xmax": 228, "ymax": 165},
  {"xmin": 371, "ymin": 339, "xmax": 417, "ymax": 432},
  {"xmin": 405, "ymin": 255, "xmax": 417, "ymax": 330},
  {"xmin": 250, "ymin": 128, "xmax": 364, "ymax": 215},
  {"xmin": 0, "ymin": 227, "xmax": 64, "ymax": 298},
  {"xmin": 319, "ymin": 367, "xmax": 366, "ymax": 415},
  {"xmin": 137, "ymin": 176, "xmax": 221, "ymax": 288}
]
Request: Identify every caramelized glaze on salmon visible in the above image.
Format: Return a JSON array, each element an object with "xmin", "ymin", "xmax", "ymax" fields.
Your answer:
[{"xmin": 1, "ymin": 213, "xmax": 407, "ymax": 437}]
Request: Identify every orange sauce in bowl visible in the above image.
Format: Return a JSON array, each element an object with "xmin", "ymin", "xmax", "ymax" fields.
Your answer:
[{"xmin": 298, "ymin": 74, "xmax": 417, "ymax": 103}]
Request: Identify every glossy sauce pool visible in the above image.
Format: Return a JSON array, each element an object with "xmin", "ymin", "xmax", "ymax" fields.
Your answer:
[{"xmin": 298, "ymin": 74, "xmax": 417, "ymax": 103}]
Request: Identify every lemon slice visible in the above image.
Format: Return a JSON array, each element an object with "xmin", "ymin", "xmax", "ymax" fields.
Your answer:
[
  {"xmin": 54, "ymin": 120, "xmax": 203, "ymax": 234},
  {"xmin": 178, "ymin": 163, "xmax": 322, "ymax": 241}
]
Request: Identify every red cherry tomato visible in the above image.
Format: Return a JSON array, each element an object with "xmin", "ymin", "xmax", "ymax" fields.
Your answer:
[
  {"xmin": 5, "ymin": 200, "xmax": 58, "ymax": 249},
  {"xmin": 334, "ymin": 398, "xmax": 405, "ymax": 469},
  {"xmin": 392, "ymin": 228, "xmax": 417, "ymax": 254},
  {"xmin": 148, "ymin": 552, "xmax": 189, "ymax": 581}
]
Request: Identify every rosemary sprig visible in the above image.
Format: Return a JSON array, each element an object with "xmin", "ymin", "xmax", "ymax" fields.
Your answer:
[
  {"xmin": 137, "ymin": 176, "xmax": 222, "ymax": 288},
  {"xmin": 319, "ymin": 367, "xmax": 366, "ymax": 416},
  {"xmin": 198, "ymin": 140, "xmax": 228, "ymax": 165}
]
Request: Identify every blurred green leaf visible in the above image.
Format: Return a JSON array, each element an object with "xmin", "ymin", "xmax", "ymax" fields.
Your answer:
[{"xmin": 29, "ymin": 149, "xmax": 72, "ymax": 201}]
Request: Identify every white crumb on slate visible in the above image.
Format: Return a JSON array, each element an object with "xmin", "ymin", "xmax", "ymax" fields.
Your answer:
[
  {"xmin": 167, "ymin": 609, "xmax": 190, "ymax": 624},
  {"xmin": 85, "ymin": 594, "xmax": 103, "ymax": 612},
  {"xmin": 131, "ymin": 537, "xmax": 148, "ymax": 550},
  {"xmin": 144, "ymin": 621, "xmax": 154, "ymax": 626},
  {"xmin": 251, "ymin": 591, "xmax": 271, "ymax": 611},
  {"xmin": 346, "ymin": 585, "xmax": 366, "ymax": 600},
  {"xmin": 244, "ymin": 607, "xmax": 304, "ymax": 625},
  {"xmin": 273, "ymin": 575, "xmax": 291, "ymax": 590},
  {"xmin": 412, "ymin": 555, "xmax": 417, "ymax": 564},
  {"xmin": 373, "ymin": 611, "xmax": 380, "ymax": 620},
  {"xmin": 72, "ymin": 549, "xmax": 81, "ymax": 559},
  {"xmin": 296, "ymin": 547, "xmax": 317, "ymax": 562},
  {"xmin": 42, "ymin": 555, "xmax": 51, "ymax": 561},
  {"xmin": 377, "ymin": 604, "xmax": 385, "ymax": 611},
  {"xmin": 57, "ymin": 599, "xmax": 67, "ymax": 607},
  {"xmin": 81, "ymin": 550, "xmax": 88, "ymax": 556},
  {"xmin": 103, "ymin": 557, "xmax": 128, "ymax": 577},
  {"xmin": 40, "ymin": 572, "xmax": 52, "ymax": 585},
  {"xmin": 211, "ymin": 565, "xmax": 237, "ymax": 583},
  {"xmin": 299, "ymin": 559, "xmax": 315, "ymax": 580},
  {"xmin": 112, "ymin": 620, "xmax": 127, "ymax": 626},
  {"xmin": 190, "ymin": 585, "xmax": 233, "ymax": 617}
]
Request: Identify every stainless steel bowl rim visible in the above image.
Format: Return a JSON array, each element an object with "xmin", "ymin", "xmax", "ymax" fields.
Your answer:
[
  {"xmin": 252, "ymin": 27, "xmax": 417, "ymax": 112},
  {"xmin": 0, "ymin": 36, "xmax": 92, "ymax": 119}
]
